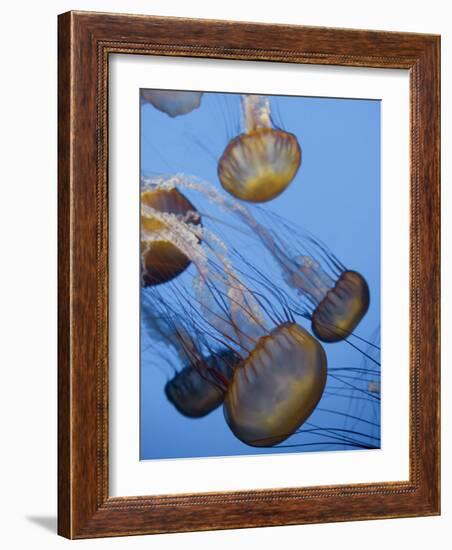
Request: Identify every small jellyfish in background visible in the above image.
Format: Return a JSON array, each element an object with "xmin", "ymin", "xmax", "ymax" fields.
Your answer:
[
  {"xmin": 166, "ymin": 350, "xmax": 238, "ymax": 418},
  {"xmin": 218, "ymin": 95, "xmax": 301, "ymax": 203},
  {"xmin": 141, "ymin": 89, "xmax": 203, "ymax": 117},
  {"xmin": 283, "ymin": 256, "xmax": 370, "ymax": 344},
  {"xmin": 148, "ymin": 175, "xmax": 371, "ymax": 348},
  {"xmin": 141, "ymin": 292, "xmax": 240, "ymax": 418},
  {"xmin": 141, "ymin": 182, "xmax": 201, "ymax": 286},
  {"xmin": 264, "ymin": 216, "xmax": 370, "ymax": 345}
]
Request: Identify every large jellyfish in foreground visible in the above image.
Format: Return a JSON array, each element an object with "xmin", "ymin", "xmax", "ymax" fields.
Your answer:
[
  {"xmin": 141, "ymin": 182, "xmax": 200, "ymax": 286},
  {"xmin": 145, "ymin": 175, "xmax": 370, "ymax": 345},
  {"xmin": 141, "ymin": 89, "xmax": 203, "ymax": 117},
  {"xmin": 218, "ymin": 95, "xmax": 301, "ymax": 203},
  {"xmin": 224, "ymin": 323, "xmax": 327, "ymax": 447},
  {"xmin": 140, "ymin": 200, "xmax": 327, "ymax": 447}
]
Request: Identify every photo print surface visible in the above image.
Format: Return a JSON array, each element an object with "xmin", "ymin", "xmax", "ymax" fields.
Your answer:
[{"xmin": 139, "ymin": 89, "xmax": 381, "ymax": 460}]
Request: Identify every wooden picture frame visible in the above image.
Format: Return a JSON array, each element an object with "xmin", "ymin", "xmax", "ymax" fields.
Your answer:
[{"xmin": 58, "ymin": 10, "xmax": 440, "ymax": 539}]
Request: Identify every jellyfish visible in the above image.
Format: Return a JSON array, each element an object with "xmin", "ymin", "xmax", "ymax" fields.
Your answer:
[
  {"xmin": 232, "ymin": 208, "xmax": 370, "ymax": 344},
  {"xmin": 283, "ymin": 258, "xmax": 370, "ymax": 344},
  {"xmin": 218, "ymin": 95, "xmax": 301, "ymax": 203},
  {"xmin": 265, "ymin": 218, "xmax": 371, "ymax": 345},
  {"xmin": 165, "ymin": 350, "xmax": 239, "ymax": 418},
  {"xmin": 146, "ymin": 174, "xmax": 371, "ymax": 347},
  {"xmin": 224, "ymin": 323, "xmax": 327, "ymax": 447},
  {"xmin": 141, "ymin": 89, "xmax": 203, "ymax": 117},
  {"xmin": 140, "ymin": 182, "xmax": 201, "ymax": 286},
  {"xmin": 141, "ymin": 292, "xmax": 240, "ymax": 418}
]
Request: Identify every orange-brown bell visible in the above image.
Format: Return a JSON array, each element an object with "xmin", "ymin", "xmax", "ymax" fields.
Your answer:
[
  {"xmin": 165, "ymin": 350, "xmax": 239, "ymax": 418},
  {"xmin": 224, "ymin": 323, "xmax": 327, "ymax": 447},
  {"xmin": 218, "ymin": 128, "xmax": 301, "ymax": 203},
  {"xmin": 311, "ymin": 271, "xmax": 370, "ymax": 343},
  {"xmin": 141, "ymin": 187, "xmax": 200, "ymax": 286}
]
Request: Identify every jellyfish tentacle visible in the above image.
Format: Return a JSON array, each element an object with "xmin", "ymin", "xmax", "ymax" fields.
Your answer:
[{"xmin": 328, "ymin": 373, "xmax": 380, "ymax": 402}]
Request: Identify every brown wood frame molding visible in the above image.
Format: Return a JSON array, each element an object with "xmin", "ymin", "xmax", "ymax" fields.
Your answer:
[{"xmin": 58, "ymin": 10, "xmax": 440, "ymax": 539}]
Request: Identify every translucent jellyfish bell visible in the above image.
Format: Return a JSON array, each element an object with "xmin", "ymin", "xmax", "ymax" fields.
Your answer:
[
  {"xmin": 141, "ymin": 89, "xmax": 203, "ymax": 117},
  {"xmin": 218, "ymin": 95, "xmax": 301, "ymax": 203}
]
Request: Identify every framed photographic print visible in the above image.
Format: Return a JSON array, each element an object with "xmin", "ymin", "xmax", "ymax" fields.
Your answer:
[{"xmin": 58, "ymin": 11, "xmax": 440, "ymax": 538}]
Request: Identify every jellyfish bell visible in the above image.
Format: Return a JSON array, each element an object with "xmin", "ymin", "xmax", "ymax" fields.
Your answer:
[
  {"xmin": 310, "ymin": 270, "xmax": 370, "ymax": 343},
  {"xmin": 286, "ymin": 252, "xmax": 370, "ymax": 344},
  {"xmin": 218, "ymin": 95, "xmax": 301, "ymax": 203},
  {"xmin": 165, "ymin": 349, "xmax": 240, "ymax": 418},
  {"xmin": 218, "ymin": 128, "xmax": 301, "ymax": 203},
  {"xmin": 224, "ymin": 322, "xmax": 327, "ymax": 447},
  {"xmin": 270, "ymin": 231, "xmax": 371, "ymax": 346},
  {"xmin": 141, "ymin": 89, "xmax": 203, "ymax": 117},
  {"xmin": 140, "ymin": 185, "xmax": 201, "ymax": 286}
]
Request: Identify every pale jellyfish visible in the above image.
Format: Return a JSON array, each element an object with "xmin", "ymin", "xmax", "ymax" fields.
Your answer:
[{"xmin": 141, "ymin": 89, "xmax": 203, "ymax": 117}]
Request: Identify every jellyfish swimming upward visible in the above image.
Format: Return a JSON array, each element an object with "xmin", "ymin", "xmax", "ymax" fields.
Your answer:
[
  {"xmin": 141, "ymin": 89, "xmax": 203, "ymax": 117},
  {"xmin": 218, "ymin": 95, "xmax": 302, "ymax": 203}
]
